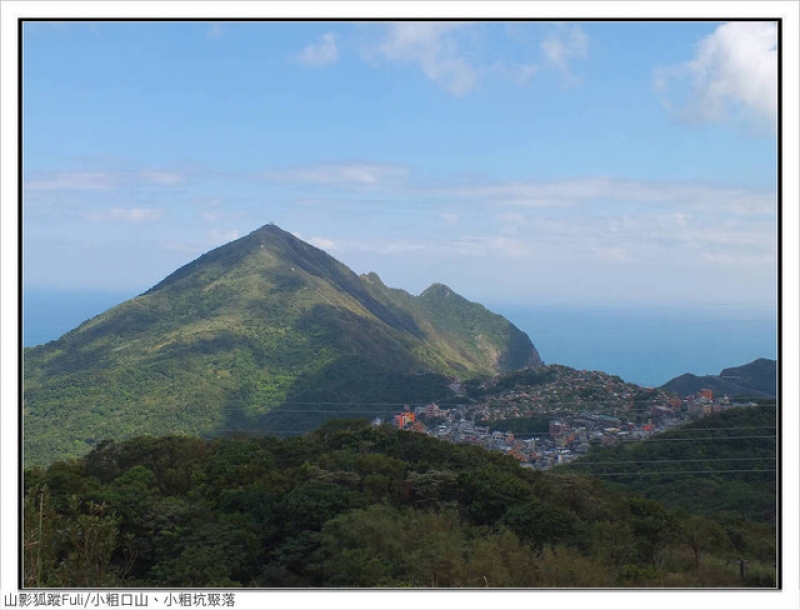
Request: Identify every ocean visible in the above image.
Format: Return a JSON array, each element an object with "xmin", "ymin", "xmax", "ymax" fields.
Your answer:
[
  {"xmin": 22, "ymin": 289, "xmax": 778, "ymax": 388},
  {"xmin": 22, "ymin": 289, "xmax": 139, "ymax": 350},
  {"xmin": 490, "ymin": 303, "xmax": 778, "ymax": 387}
]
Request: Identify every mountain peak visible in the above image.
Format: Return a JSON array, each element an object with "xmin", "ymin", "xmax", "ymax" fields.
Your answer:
[
  {"xmin": 25, "ymin": 224, "xmax": 544, "ymax": 466},
  {"xmin": 241, "ymin": 223, "xmax": 318, "ymax": 255},
  {"xmin": 420, "ymin": 282, "xmax": 456, "ymax": 299},
  {"xmin": 143, "ymin": 223, "xmax": 328, "ymax": 295},
  {"xmin": 249, "ymin": 222, "xmax": 300, "ymax": 242},
  {"xmin": 362, "ymin": 271, "xmax": 385, "ymax": 285}
]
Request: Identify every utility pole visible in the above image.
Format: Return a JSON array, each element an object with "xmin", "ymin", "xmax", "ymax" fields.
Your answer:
[{"xmin": 736, "ymin": 558, "xmax": 749, "ymax": 582}]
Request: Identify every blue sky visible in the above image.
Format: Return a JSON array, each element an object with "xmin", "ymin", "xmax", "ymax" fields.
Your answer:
[{"xmin": 23, "ymin": 20, "xmax": 778, "ymax": 312}]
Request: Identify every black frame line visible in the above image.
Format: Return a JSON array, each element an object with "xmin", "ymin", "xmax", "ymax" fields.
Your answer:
[{"xmin": 15, "ymin": 15, "xmax": 784, "ymax": 593}]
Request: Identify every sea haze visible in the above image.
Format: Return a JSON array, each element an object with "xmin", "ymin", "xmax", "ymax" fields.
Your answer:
[{"xmin": 23, "ymin": 290, "xmax": 777, "ymax": 389}]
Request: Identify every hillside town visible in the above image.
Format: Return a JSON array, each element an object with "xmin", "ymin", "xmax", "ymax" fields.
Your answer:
[{"xmin": 379, "ymin": 366, "xmax": 755, "ymax": 470}]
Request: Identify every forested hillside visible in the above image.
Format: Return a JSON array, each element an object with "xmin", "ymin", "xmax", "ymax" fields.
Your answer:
[
  {"xmin": 24, "ymin": 420, "xmax": 776, "ymax": 588},
  {"xmin": 660, "ymin": 359, "xmax": 777, "ymax": 398},
  {"xmin": 561, "ymin": 405, "xmax": 777, "ymax": 522},
  {"xmin": 23, "ymin": 224, "xmax": 541, "ymax": 467}
]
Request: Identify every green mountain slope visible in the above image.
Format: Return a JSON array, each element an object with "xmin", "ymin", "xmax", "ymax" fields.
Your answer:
[
  {"xmin": 23, "ymin": 224, "xmax": 541, "ymax": 466},
  {"xmin": 561, "ymin": 405, "xmax": 777, "ymax": 522},
  {"xmin": 660, "ymin": 359, "xmax": 777, "ymax": 398}
]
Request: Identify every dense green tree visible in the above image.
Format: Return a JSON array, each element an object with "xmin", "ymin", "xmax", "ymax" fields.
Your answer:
[
  {"xmin": 680, "ymin": 514, "xmax": 730, "ymax": 569},
  {"xmin": 23, "ymin": 487, "xmax": 120, "ymax": 587},
  {"xmin": 22, "ymin": 422, "xmax": 777, "ymax": 588},
  {"xmin": 627, "ymin": 497, "xmax": 678, "ymax": 565},
  {"xmin": 562, "ymin": 405, "xmax": 777, "ymax": 522},
  {"xmin": 502, "ymin": 498, "xmax": 578, "ymax": 555}
]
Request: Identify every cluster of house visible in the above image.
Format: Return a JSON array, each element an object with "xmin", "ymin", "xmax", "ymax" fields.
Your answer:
[
  {"xmin": 380, "ymin": 386, "xmax": 745, "ymax": 470},
  {"xmin": 391, "ymin": 402, "xmax": 452, "ymax": 431},
  {"xmin": 468, "ymin": 366, "xmax": 676, "ymax": 422}
]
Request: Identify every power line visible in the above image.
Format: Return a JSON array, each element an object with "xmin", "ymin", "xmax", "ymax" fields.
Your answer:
[
  {"xmin": 577, "ymin": 469, "xmax": 776, "ymax": 477},
  {"xmin": 496, "ymin": 426, "xmax": 777, "ymax": 434},
  {"xmin": 615, "ymin": 435, "xmax": 775, "ymax": 443},
  {"xmin": 209, "ymin": 430, "xmax": 776, "ymax": 441},
  {"xmin": 211, "ymin": 420, "xmax": 777, "ymax": 434},
  {"xmin": 204, "ymin": 401, "xmax": 775, "ymax": 411},
  {"xmin": 212, "ymin": 430, "xmax": 308, "ymax": 435},
  {"xmin": 566, "ymin": 457, "xmax": 776, "ymax": 466},
  {"xmin": 512, "ymin": 404, "xmax": 771, "ymax": 411}
]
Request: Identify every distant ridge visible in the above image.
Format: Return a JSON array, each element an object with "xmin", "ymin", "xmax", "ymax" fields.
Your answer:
[
  {"xmin": 24, "ymin": 223, "xmax": 542, "ymax": 466},
  {"xmin": 659, "ymin": 358, "xmax": 776, "ymax": 398}
]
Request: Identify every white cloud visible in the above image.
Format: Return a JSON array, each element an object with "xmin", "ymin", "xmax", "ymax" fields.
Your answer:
[
  {"xmin": 264, "ymin": 162, "xmax": 408, "ymax": 186},
  {"xmin": 595, "ymin": 247, "xmax": 629, "ymax": 263},
  {"xmin": 208, "ymin": 229, "xmax": 240, "ymax": 244},
  {"xmin": 26, "ymin": 171, "xmax": 117, "ymax": 191},
  {"xmin": 207, "ymin": 23, "xmax": 225, "ymax": 40},
  {"xmin": 490, "ymin": 61, "xmax": 539, "ymax": 86},
  {"xmin": 485, "ymin": 205, "xmax": 776, "ymax": 271},
  {"xmin": 192, "ymin": 197, "xmax": 225, "ymax": 207},
  {"xmin": 141, "ymin": 170, "xmax": 184, "ymax": 185},
  {"xmin": 309, "ymin": 237, "xmax": 338, "ymax": 251},
  {"xmin": 375, "ymin": 22, "xmax": 479, "ymax": 96},
  {"xmin": 354, "ymin": 209, "xmax": 775, "ymax": 271},
  {"xmin": 541, "ymin": 25, "xmax": 589, "ymax": 86},
  {"xmin": 507, "ymin": 63, "xmax": 539, "ymax": 86},
  {"xmin": 298, "ymin": 32, "xmax": 339, "ymax": 67},
  {"xmin": 440, "ymin": 213, "xmax": 460, "ymax": 226},
  {"xmin": 358, "ymin": 23, "xmax": 596, "ymax": 94},
  {"xmin": 85, "ymin": 208, "xmax": 164, "ymax": 223},
  {"xmin": 294, "ymin": 197, "xmax": 351, "ymax": 206},
  {"xmin": 701, "ymin": 252, "xmax": 776, "ymax": 266},
  {"xmin": 322, "ymin": 235, "xmax": 534, "ymax": 261},
  {"xmin": 162, "ymin": 229, "xmax": 241, "ymax": 256},
  {"xmin": 654, "ymin": 22, "xmax": 777, "ymax": 130},
  {"xmin": 25, "ymin": 169, "xmax": 186, "ymax": 191},
  {"xmin": 484, "ymin": 236, "xmax": 531, "ymax": 259},
  {"xmin": 371, "ymin": 240, "xmax": 432, "ymax": 255},
  {"xmin": 446, "ymin": 176, "xmax": 775, "ymax": 216}
]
